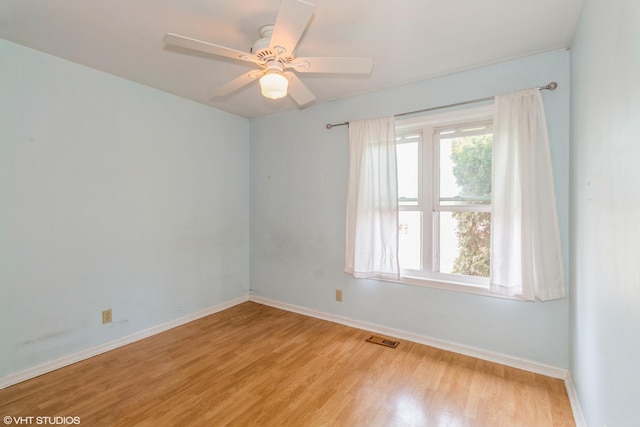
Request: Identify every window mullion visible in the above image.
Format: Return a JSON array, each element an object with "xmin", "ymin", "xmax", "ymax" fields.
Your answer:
[{"xmin": 422, "ymin": 125, "xmax": 434, "ymax": 273}]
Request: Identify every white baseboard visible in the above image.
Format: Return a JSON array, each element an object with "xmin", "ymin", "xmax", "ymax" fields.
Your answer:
[
  {"xmin": 564, "ymin": 373, "xmax": 587, "ymax": 427},
  {"xmin": 249, "ymin": 295, "xmax": 569, "ymax": 380},
  {"xmin": 0, "ymin": 296, "xmax": 249, "ymax": 389}
]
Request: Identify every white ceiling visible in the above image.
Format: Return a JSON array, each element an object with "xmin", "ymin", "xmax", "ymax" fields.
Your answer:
[{"xmin": 0, "ymin": 0, "xmax": 584, "ymax": 118}]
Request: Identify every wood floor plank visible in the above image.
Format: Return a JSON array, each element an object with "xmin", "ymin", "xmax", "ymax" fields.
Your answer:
[{"xmin": 0, "ymin": 302, "xmax": 575, "ymax": 426}]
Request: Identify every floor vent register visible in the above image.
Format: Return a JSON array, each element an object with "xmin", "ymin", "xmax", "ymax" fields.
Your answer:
[{"xmin": 365, "ymin": 335, "xmax": 400, "ymax": 349}]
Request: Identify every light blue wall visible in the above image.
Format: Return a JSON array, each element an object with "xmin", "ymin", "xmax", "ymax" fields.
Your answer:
[
  {"xmin": 0, "ymin": 40, "xmax": 250, "ymax": 378},
  {"xmin": 570, "ymin": 1, "xmax": 640, "ymax": 426},
  {"xmin": 250, "ymin": 50, "xmax": 571, "ymax": 368}
]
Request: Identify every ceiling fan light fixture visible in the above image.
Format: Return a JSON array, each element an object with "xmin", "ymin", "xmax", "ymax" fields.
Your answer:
[
  {"xmin": 164, "ymin": 0, "xmax": 373, "ymax": 107},
  {"xmin": 259, "ymin": 70, "xmax": 289, "ymax": 100}
]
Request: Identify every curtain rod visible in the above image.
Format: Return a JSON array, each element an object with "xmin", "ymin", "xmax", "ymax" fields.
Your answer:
[{"xmin": 325, "ymin": 82, "xmax": 558, "ymax": 130}]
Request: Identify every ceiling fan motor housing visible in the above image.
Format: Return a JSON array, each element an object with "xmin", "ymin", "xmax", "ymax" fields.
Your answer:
[
  {"xmin": 251, "ymin": 24, "xmax": 292, "ymax": 64},
  {"xmin": 252, "ymin": 25, "xmax": 274, "ymax": 58}
]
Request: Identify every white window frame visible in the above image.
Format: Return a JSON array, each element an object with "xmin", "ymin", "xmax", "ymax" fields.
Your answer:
[{"xmin": 394, "ymin": 104, "xmax": 496, "ymax": 295}]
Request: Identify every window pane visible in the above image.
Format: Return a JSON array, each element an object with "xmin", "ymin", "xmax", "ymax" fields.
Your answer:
[
  {"xmin": 437, "ymin": 211, "xmax": 491, "ymax": 277},
  {"xmin": 398, "ymin": 210, "xmax": 421, "ymax": 270},
  {"xmin": 439, "ymin": 132, "xmax": 492, "ymax": 206},
  {"xmin": 397, "ymin": 140, "xmax": 419, "ymax": 206}
]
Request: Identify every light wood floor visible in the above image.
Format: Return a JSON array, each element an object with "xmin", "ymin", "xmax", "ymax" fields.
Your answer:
[{"xmin": 0, "ymin": 302, "xmax": 574, "ymax": 426}]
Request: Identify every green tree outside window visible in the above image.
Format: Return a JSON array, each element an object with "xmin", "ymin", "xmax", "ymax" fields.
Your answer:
[{"xmin": 450, "ymin": 134, "xmax": 492, "ymax": 277}]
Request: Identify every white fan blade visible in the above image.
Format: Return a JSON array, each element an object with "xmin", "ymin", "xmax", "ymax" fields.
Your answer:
[
  {"xmin": 163, "ymin": 33, "xmax": 260, "ymax": 64},
  {"xmin": 269, "ymin": 0, "xmax": 315, "ymax": 56},
  {"xmin": 290, "ymin": 57, "xmax": 374, "ymax": 74},
  {"xmin": 211, "ymin": 71, "xmax": 262, "ymax": 98},
  {"xmin": 286, "ymin": 72, "xmax": 315, "ymax": 106}
]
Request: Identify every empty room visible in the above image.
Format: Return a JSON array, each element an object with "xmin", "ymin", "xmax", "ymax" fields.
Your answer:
[{"xmin": 1, "ymin": 0, "xmax": 638, "ymax": 426}]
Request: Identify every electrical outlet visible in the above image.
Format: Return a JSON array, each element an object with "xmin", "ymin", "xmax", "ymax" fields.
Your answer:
[
  {"xmin": 336, "ymin": 289, "xmax": 343, "ymax": 302},
  {"xmin": 102, "ymin": 309, "xmax": 112, "ymax": 324}
]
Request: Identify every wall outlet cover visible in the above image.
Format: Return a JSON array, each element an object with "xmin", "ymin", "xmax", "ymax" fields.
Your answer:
[{"xmin": 102, "ymin": 309, "xmax": 112, "ymax": 324}]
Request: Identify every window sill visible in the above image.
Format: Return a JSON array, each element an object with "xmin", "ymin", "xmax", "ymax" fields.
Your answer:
[{"xmin": 380, "ymin": 274, "xmax": 524, "ymax": 301}]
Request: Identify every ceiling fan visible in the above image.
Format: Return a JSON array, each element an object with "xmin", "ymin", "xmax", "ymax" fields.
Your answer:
[{"xmin": 163, "ymin": 0, "xmax": 373, "ymax": 106}]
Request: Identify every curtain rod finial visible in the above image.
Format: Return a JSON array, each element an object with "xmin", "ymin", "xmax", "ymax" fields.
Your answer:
[
  {"xmin": 545, "ymin": 82, "xmax": 558, "ymax": 91},
  {"xmin": 325, "ymin": 121, "xmax": 349, "ymax": 130}
]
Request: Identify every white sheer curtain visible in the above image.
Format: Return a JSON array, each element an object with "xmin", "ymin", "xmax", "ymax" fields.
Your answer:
[
  {"xmin": 490, "ymin": 89, "xmax": 565, "ymax": 301},
  {"xmin": 345, "ymin": 116, "xmax": 400, "ymax": 280}
]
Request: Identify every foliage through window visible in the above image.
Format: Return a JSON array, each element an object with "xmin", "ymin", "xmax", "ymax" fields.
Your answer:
[{"xmin": 396, "ymin": 106, "xmax": 493, "ymax": 288}]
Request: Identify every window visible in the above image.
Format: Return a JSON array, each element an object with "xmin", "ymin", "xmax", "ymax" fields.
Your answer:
[{"xmin": 396, "ymin": 105, "xmax": 494, "ymax": 289}]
